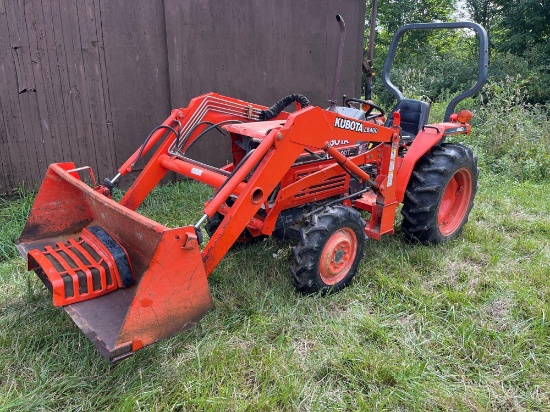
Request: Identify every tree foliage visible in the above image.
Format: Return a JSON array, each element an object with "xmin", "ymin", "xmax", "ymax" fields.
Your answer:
[{"xmin": 365, "ymin": 0, "xmax": 550, "ymax": 105}]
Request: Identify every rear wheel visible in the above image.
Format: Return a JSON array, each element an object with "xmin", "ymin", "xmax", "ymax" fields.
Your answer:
[
  {"xmin": 401, "ymin": 143, "xmax": 478, "ymax": 244},
  {"xmin": 291, "ymin": 205, "xmax": 366, "ymax": 295}
]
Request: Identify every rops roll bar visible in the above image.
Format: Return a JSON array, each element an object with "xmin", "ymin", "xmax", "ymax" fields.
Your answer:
[{"xmin": 381, "ymin": 22, "xmax": 489, "ymax": 121}]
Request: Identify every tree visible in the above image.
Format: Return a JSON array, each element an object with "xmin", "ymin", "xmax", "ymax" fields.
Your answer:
[
  {"xmin": 462, "ymin": 0, "xmax": 502, "ymax": 33},
  {"xmin": 495, "ymin": 0, "xmax": 550, "ymax": 53}
]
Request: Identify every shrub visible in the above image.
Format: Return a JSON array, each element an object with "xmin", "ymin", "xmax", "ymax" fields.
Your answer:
[{"xmin": 450, "ymin": 77, "xmax": 550, "ymax": 182}]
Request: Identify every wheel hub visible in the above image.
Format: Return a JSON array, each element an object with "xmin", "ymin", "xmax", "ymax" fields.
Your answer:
[
  {"xmin": 319, "ymin": 228, "xmax": 358, "ymax": 285},
  {"xmin": 438, "ymin": 168, "xmax": 473, "ymax": 236}
]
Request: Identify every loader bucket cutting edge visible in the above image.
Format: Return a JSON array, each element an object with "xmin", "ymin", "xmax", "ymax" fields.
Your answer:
[{"xmin": 17, "ymin": 163, "xmax": 213, "ymax": 362}]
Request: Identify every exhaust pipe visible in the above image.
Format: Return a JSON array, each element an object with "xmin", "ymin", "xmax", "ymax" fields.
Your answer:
[
  {"xmin": 328, "ymin": 15, "xmax": 346, "ymax": 111},
  {"xmin": 364, "ymin": 0, "xmax": 378, "ymax": 100}
]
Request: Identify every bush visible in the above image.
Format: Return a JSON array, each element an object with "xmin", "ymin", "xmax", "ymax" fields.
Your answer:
[
  {"xmin": 379, "ymin": 73, "xmax": 550, "ymax": 183},
  {"xmin": 452, "ymin": 77, "xmax": 550, "ymax": 183}
]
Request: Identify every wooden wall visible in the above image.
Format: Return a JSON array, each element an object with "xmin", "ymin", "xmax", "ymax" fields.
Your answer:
[{"xmin": 0, "ymin": 0, "xmax": 365, "ymax": 193}]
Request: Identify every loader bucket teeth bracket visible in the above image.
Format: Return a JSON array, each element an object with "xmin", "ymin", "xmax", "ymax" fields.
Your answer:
[{"xmin": 27, "ymin": 226, "xmax": 134, "ymax": 307}]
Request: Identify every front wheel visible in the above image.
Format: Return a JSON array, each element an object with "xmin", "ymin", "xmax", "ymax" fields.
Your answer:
[
  {"xmin": 401, "ymin": 143, "xmax": 479, "ymax": 245},
  {"xmin": 291, "ymin": 205, "xmax": 366, "ymax": 295}
]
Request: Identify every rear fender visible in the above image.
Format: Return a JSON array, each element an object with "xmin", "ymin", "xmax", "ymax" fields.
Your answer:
[{"xmin": 395, "ymin": 127, "xmax": 445, "ymax": 202}]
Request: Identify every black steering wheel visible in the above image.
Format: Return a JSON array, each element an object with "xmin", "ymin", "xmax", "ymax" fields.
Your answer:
[{"xmin": 344, "ymin": 97, "xmax": 385, "ymax": 120}]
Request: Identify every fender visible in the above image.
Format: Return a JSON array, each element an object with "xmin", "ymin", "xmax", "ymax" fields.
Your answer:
[{"xmin": 394, "ymin": 128, "xmax": 445, "ymax": 202}]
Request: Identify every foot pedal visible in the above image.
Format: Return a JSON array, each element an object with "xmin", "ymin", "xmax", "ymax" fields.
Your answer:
[{"xmin": 28, "ymin": 226, "xmax": 135, "ymax": 307}]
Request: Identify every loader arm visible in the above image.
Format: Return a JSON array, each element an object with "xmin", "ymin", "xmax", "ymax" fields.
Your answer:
[
  {"xmin": 118, "ymin": 93, "xmax": 279, "ymax": 211},
  {"xmin": 201, "ymin": 105, "xmax": 400, "ymax": 268}
]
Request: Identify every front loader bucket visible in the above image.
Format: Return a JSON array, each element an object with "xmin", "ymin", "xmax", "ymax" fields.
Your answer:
[{"xmin": 17, "ymin": 163, "xmax": 212, "ymax": 362}]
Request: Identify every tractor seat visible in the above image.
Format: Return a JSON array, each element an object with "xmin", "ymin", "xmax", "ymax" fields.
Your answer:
[{"xmin": 384, "ymin": 98, "xmax": 430, "ymax": 140}]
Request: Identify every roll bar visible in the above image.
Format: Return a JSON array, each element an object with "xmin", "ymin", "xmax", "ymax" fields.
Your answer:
[{"xmin": 381, "ymin": 22, "xmax": 489, "ymax": 121}]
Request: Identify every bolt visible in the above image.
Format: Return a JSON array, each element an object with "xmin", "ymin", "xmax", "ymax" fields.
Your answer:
[{"xmin": 277, "ymin": 133, "xmax": 283, "ymax": 140}]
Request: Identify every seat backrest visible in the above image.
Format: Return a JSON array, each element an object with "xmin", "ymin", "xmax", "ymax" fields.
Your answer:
[{"xmin": 384, "ymin": 99, "xmax": 430, "ymax": 137}]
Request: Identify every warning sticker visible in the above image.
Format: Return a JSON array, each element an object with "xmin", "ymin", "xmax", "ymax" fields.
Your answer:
[{"xmin": 191, "ymin": 167, "xmax": 203, "ymax": 176}]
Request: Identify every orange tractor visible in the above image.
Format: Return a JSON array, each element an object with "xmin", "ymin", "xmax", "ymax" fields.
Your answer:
[{"xmin": 16, "ymin": 19, "xmax": 488, "ymax": 362}]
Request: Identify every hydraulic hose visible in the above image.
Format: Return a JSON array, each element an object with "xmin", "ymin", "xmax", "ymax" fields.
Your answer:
[{"xmin": 259, "ymin": 94, "xmax": 310, "ymax": 121}]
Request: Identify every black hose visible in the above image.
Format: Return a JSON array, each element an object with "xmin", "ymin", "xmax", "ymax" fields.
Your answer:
[
  {"xmin": 182, "ymin": 120, "xmax": 242, "ymax": 155},
  {"xmin": 259, "ymin": 94, "xmax": 310, "ymax": 121},
  {"xmin": 176, "ymin": 121, "xmax": 214, "ymax": 154},
  {"xmin": 211, "ymin": 148, "xmax": 256, "ymax": 198},
  {"xmin": 132, "ymin": 125, "xmax": 179, "ymax": 168}
]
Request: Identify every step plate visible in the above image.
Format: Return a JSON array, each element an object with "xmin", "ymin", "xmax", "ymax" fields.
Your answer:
[{"xmin": 27, "ymin": 226, "xmax": 135, "ymax": 307}]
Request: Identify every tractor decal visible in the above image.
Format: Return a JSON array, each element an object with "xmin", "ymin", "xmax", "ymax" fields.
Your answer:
[
  {"xmin": 334, "ymin": 117, "xmax": 363, "ymax": 132},
  {"xmin": 329, "ymin": 139, "xmax": 350, "ymax": 146}
]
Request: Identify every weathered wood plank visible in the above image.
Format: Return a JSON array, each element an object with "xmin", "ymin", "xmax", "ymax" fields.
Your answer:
[
  {"xmin": 91, "ymin": 0, "xmax": 116, "ymax": 176},
  {"xmin": 53, "ymin": 0, "xmax": 86, "ymax": 168},
  {"xmin": 25, "ymin": 0, "xmax": 61, "ymax": 170},
  {"xmin": 0, "ymin": 92, "xmax": 15, "ymax": 191},
  {"xmin": 37, "ymin": 0, "xmax": 73, "ymax": 162},
  {"xmin": 100, "ymin": 0, "xmax": 171, "ymax": 173},
  {"xmin": 0, "ymin": 2, "xmax": 17, "ymax": 191},
  {"xmin": 73, "ymin": 0, "xmax": 112, "ymax": 178},
  {"xmin": 4, "ymin": 0, "xmax": 44, "ymax": 187},
  {"xmin": 69, "ymin": 0, "xmax": 100, "ymax": 175},
  {"xmin": 0, "ymin": 0, "xmax": 365, "ymax": 192}
]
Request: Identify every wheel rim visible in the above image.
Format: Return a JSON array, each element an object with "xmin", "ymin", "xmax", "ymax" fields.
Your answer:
[
  {"xmin": 438, "ymin": 168, "xmax": 473, "ymax": 236},
  {"xmin": 319, "ymin": 228, "xmax": 358, "ymax": 285}
]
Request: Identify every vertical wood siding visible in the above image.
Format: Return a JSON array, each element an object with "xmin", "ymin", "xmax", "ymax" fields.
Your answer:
[{"xmin": 0, "ymin": 0, "xmax": 365, "ymax": 193}]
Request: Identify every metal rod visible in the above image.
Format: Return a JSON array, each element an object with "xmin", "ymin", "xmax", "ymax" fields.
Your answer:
[
  {"xmin": 110, "ymin": 173, "xmax": 121, "ymax": 184},
  {"xmin": 195, "ymin": 214, "xmax": 208, "ymax": 229},
  {"xmin": 324, "ymin": 143, "xmax": 377, "ymax": 188},
  {"xmin": 364, "ymin": 0, "xmax": 378, "ymax": 100},
  {"xmin": 329, "ymin": 15, "xmax": 346, "ymax": 111}
]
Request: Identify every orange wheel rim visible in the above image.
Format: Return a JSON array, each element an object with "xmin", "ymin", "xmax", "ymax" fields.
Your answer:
[
  {"xmin": 319, "ymin": 228, "xmax": 358, "ymax": 285},
  {"xmin": 438, "ymin": 168, "xmax": 473, "ymax": 236}
]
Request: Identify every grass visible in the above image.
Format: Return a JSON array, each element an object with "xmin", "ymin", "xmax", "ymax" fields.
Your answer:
[{"xmin": 0, "ymin": 170, "xmax": 548, "ymax": 411}]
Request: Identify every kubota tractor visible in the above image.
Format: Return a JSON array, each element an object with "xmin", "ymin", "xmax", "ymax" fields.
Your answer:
[{"xmin": 16, "ymin": 18, "xmax": 488, "ymax": 362}]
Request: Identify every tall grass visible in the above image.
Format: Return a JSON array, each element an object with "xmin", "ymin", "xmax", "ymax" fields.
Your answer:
[
  {"xmin": 0, "ymin": 187, "xmax": 34, "ymax": 261},
  {"xmin": 469, "ymin": 77, "xmax": 550, "ymax": 182}
]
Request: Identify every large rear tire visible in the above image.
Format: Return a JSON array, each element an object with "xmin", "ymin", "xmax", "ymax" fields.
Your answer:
[
  {"xmin": 291, "ymin": 205, "xmax": 366, "ymax": 295},
  {"xmin": 401, "ymin": 143, "xmax": 478, "ymax": 245}
]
